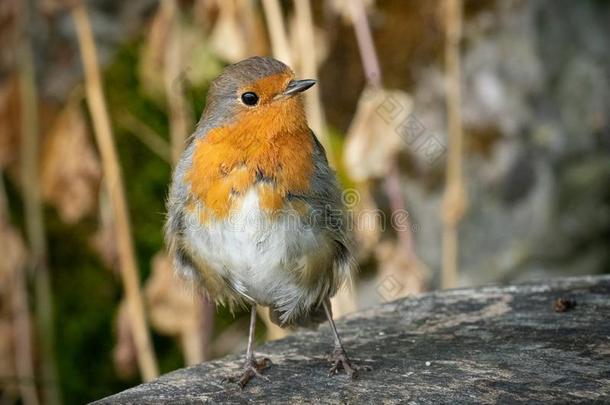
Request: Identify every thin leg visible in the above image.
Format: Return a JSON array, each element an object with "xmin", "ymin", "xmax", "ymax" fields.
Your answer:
[
  {"xmin": 245, "ymin": 304, "xmax": 257, "ymax": 361},
  {"xmin": 224, "ymin": 305, "xmax": 271, "ymax": 388},
  {"xmin": 323, "ymin": 300, "xmax": 347, "ymax": 354},
  {"xmin": 323, "ymin": 300, "xmax": 369, "ymax": 379}
]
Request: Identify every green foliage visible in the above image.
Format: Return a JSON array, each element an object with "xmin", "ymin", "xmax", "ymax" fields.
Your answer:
[
  {"xmin": 49, "ymin": 214, "xmax": 136, "ymax": 403},
  {"xmin": 45, "ymin": 39, "xmax": 218, "ymax": 403},
  {"xmin": 325, "ymin": 125, "xmax": 354, "ymax": 190}
]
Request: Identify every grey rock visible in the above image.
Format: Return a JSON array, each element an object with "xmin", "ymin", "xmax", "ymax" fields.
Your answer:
[
  {"xmin": 94, "ymin": 275, "xmax": 610, "ymax": 404},
  {"xmin": 403, "ymin": 0, "xmax": 610, "ymax": 287}
]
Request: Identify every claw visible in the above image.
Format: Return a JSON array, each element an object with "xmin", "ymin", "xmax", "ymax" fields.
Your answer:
[
  {"xmin": 223, "ymin": 357, "xmax": 272, "ymax": 389},
  {"xmin": 327, "ymin": 347, "xmax": 370, "ymax": 379}
]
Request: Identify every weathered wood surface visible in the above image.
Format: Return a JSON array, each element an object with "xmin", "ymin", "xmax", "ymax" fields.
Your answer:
[{"xmin": 94, "ymin": 276, "xmax": 610, "ymax": 404}]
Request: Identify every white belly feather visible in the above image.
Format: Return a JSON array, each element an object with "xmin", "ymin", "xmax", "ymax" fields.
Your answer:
[{"xmin": 184, "ymin": 188, "xmax": 334, "ymax": 316}]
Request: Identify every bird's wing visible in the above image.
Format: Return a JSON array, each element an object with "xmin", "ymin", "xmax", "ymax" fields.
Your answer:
[{"xmin": 300, "ymin": 131, "xmax": 356, "ymax": 284}]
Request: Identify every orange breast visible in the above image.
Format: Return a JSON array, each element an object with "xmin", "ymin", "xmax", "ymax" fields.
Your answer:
[{"xmin": 186, "ymin": 98, "xmax": 314, "ymax": 220}]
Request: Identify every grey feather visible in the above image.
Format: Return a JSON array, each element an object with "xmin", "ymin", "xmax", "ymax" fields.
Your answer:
[{"xmin": 164, "ymin": 56, "xmax": 355, "ymax": 326}]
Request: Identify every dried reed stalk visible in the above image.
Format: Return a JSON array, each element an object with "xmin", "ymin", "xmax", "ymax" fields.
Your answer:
[
  {"xmin": 292, "ymin": 0, "xmax": 327, "ymax": 146},
  {"xmin": 160, "ymin": 0, "xmax": 213, "ymax": 365},
  {"xmin": 349, "ymin": 0, "xmax": 415, "ymax": 262},
  {"xmin": 71, "ymin": 1, "xmax": 159, "ymax": 381},
  {"xmin": 261, "ymin": 0, "xmax": 293, "ymax": 65},
  {"xmin": 441, "ymin": 0, "xmax": 466, "ymax": 289},
  {"xmin": 385, "ymin": 164, "xmax": 414, "ymax": 261},
  {"xmin": 17, "ymin": 2, "xmax": 61, "ymax": 403},
  {"xmin": 197, "ymin": 297, "xmax": 215, "ymax": 362},
  {"xmin": 349, "ymin": 0, "xmax": 381, "ymax": 87},
  {"xmin": 162, "ymin": 0, "xmax": 191, "ymax": 165}
]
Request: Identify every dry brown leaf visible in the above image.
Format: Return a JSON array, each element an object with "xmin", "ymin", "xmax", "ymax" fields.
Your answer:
[
  {"xmin": 375, "ymin": 239, "xmax": 429, "ymax": 301},
  {"xmin": 208, "ymin": 0, "xmax": 247, "ymax": 63},
  {"xmin": 208, "ymin": 0, "xmax": 268, "ymax": 63},
  {"xmin": 90, "ymin": 189, "xmax": 119, "ymax": 271},
  {"xmin": 0, "ymin": 1, "xmax": 17, "ymax": 79},
  {"xmin": 140, "ymin": 2, "xmax": 222, "ymax": 104},
  {"xmin": 0, "ymin": 75, "xmax": 20, "ymax": 170},
  {"xmin": 350, "ymin": 184, "xmax": 382, "ymax": 260},
  {"xmin": 40, "ymin": 97, "xmax": 101, "ymax": 223},
  {"xmin": 113, "ymin": 300, "xmax": 138, "ymax": 379},
  {"xmin": 0, "ymin": 225, "xmax": 26, "ymax": 291},
  {"xmin": 0, "ymin": 319, "xmax": 16, "ymax": 397},
  {"xmin": 0, "ymin": 212, "xmax": 28, "ymax": 397},
  {"xmin": 145, "ymin": 252, "xmax": 207, "ymax": 364},
  {"xmin": 178, "ymin": 23, "xmax": 224, "ymax": 89},
  {"xmin": 288, "ymin": 15, "xmax": 329, "ymax": 71},
  {"xmin": 139, "ymin": 4, "xmax": 171, "ymax": 100},
  {"xmin": 237, "ymin": 0, "xmax": 269, "ymax": 57},
  {"xmin": 344, "ymin": 86, "xmax": 412, "ymax": 181},
  {"xmin": 145, "ymin": 252, "xmax": 200, "ymax": 335},
  {"xmin": 1, "ymin": 181, "xmax": 27, "ymax": 295}
]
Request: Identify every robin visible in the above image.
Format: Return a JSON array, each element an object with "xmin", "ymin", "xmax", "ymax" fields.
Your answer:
[{"xmin": 165, "ymin": 56, "xmax": 363, "ymax": 387}]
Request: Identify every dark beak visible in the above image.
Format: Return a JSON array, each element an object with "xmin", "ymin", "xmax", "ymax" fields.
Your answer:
[{"xmin": 283, "ymin": 79, "xmax": 316, "ymax": 97}]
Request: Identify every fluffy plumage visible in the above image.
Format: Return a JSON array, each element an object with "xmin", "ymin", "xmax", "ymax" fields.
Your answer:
[{"xmin": 165, "ymin": 56, "xmax": 354, "ymax": 326}]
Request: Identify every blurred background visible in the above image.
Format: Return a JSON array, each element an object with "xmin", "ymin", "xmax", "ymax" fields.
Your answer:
[{"xmin": 1, "ymin": 0, "xmax": 609, "ymax": 403}]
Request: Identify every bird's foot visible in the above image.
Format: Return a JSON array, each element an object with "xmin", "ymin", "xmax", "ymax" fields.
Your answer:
[
  {"xmin": 327, "ymin": 346, "xmax": 371, "ymax": 379},
  {"xmin": 223, "ymin": 356, "xmax": 272, "ymax": 389}
]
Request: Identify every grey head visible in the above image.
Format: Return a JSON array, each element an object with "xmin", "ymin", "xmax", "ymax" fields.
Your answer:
[{"xmin": 194, "ymin": 56, "xmax": 316, "ymax": 136}]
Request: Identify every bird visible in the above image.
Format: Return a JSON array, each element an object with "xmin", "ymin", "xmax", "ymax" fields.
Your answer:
[{"xmin": 165, "ymin": 56, "xmax": 363, "ymax": 388}]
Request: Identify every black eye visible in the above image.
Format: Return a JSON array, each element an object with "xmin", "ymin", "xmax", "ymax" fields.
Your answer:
[{"xmin": 241, "ymin": 92, "xmax": 259, "ymax": 106}]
